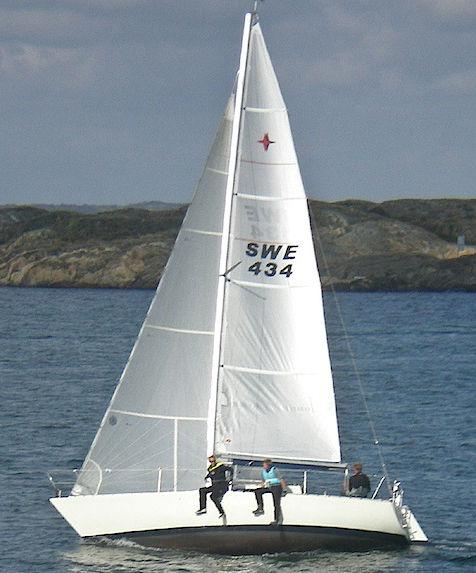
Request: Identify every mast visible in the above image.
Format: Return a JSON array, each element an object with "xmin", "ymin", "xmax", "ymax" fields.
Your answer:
[{"xmin": 207, "ymin": 12, "xmax": 253, "ymax": 456}]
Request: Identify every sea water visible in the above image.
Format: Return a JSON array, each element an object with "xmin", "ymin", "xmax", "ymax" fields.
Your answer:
[{"xmin": 0, "ymin": 287, "xmax": 474, "ymax": 572}]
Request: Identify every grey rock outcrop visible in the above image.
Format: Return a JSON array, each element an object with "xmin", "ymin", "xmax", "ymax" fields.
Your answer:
[{"xmin": 0, "ymin": 199, "xmax": 474, "ymax": 291}]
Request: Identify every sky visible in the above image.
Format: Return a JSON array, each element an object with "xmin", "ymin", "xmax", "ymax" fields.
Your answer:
[{"xmin": 1, "ymin": 0, "xmax": 475, "ymax": 205}]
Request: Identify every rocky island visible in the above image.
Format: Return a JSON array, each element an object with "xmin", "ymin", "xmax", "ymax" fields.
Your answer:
[{"xmin": 0, "ymin": 199, "xmax": 474, "ymax": 291}]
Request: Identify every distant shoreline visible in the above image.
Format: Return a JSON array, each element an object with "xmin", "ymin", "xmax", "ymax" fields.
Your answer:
[
  {"xmin": 1, "ymin": 199, "xmax": 475, "ymax": 292},
  {"xmin": 1, "ymin": 285, "xmax": 474, "ymax": 294},
  {"xmin": 0, "ymin": 200, "xmax": 183, "ymax": 214}
]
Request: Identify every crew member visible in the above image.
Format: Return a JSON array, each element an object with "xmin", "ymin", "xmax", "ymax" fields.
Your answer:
[
  {"xmin": 195, "ymin": 455, "xmax": 232, "ymax": 518},
  {"xmin": 253, "ymin": 459, "xmax": 287, "ymax": 525},
  {"xmin": 347, "ymin": 462, "xmax": 371, "ymax": 497}
]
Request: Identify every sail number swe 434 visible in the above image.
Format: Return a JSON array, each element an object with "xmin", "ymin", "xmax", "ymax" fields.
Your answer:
[{"xmin": 245, "ymin": 242, "xmax": 298, "ymax": 278}]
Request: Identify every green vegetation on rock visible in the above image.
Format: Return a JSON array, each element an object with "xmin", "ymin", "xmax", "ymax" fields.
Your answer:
[{"xmin": 0, "ymin": 200, "xmax": 474, "ymax": 291}]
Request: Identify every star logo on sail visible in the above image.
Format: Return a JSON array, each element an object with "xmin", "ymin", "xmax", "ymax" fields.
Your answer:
[{"xmin": 258, "ymin": 133, "xmax": 274, "ymax": 151}]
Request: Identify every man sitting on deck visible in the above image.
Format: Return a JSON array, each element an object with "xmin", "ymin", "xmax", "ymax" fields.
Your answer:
[
  {"xmin": 347, "ymin": 462, "xmax": 371, "ymax": 498},
  {"xmin": 195, "ymin": 455, "xmax": 232, "ymax": 518},
  {"xmin": 252, "ymin": 459, "xmax": 287, "ymax": 525}
]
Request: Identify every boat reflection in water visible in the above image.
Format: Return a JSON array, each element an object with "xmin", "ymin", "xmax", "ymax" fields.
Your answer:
[{"xmin": 61, "ymin": 538, "xmax": 410, "ymax": 573}]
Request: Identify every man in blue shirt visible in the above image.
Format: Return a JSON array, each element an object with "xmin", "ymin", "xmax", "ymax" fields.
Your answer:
[{"xmin": 252, "ymin": 458, "xmax": 287, "ymax": 525}]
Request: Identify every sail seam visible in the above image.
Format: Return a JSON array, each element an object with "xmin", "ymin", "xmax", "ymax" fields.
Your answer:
[
  {"xmin": 222, "ymin": 364, "xmax": 319, "ymax": 376},
  {"xmin": 244, "ymin": 106, "xmax": 286, "ymax": 113},
  {"xmin": 182, "ymin": 228, "xmax": 222, "ymax": 237},
  {"xmin": 206, "ymin": 167, "xmax": 228, "ymax": 175},
  {"xmin": 231, "ymin": 279, "xmax": 313, "ymax": 289},
  {"xmin": 109, "ymin": 409, "xmax": 207, "ymax": 422},
  {"xmin": 235, "ymin": 192, "xmax": 305, "ymax": 201},
  {"xmin": 241, "ymin": 159, "xmax": 297, "ymax": 166},
  {"xmin": 233, "ymin": 236, "xmax": 305, "ymax": 245},
  {"xmin": 144, "ymin": 324, "xmax": 214, "ymax": 336}
]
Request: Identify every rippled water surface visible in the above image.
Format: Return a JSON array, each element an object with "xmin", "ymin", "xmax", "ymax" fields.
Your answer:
[{"xmin": 1, "ymin": 288, "xmax": 474, "ymax": 572}]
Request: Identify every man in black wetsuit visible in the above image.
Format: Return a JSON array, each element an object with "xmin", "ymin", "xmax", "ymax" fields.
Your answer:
[
  {"xmin": 348, "ymin": 462, "xmax": 371, "ymax": 497},
  {"xmin": 195, "ymin": 455, "xmax": 232, "ymax": 518}
]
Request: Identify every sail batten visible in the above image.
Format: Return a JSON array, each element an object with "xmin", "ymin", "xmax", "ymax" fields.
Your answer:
[
  {"xmin": 231, "ymin": 279, "xmax": 315, "ymax": 289},
  {"xmin": 245, "ymin": 107, "xmax": 287, "ymax": 113},
  {"xmin": 206, "ymin": 167, "xmax": 229, "ymax": 175},
  {"xmin": 144, "ymin": 324, "xmax": 214, "ymax": 335},
  {"xmin": 182, "ymin": 228, "xmax": 223, "ymax": 236},
  {"xmin": 222, "ymin": 364, "xmax": 323, "ymax": 376},
  {"xmin": 241, "ymin": 160, "xmax": 298, "ymax": 166},
  {"xmin": 109, "ymin": 410, "xmax": 208, "ymax": 422},
  {"xmin": 234, "ymin": 193, "xmax": 304, "ymax": 201}
]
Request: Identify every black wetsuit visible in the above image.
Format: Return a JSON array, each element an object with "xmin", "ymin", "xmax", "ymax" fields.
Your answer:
[{"xmin": 198, "ymin": 462, "xmax": 232, "ymax": 513}]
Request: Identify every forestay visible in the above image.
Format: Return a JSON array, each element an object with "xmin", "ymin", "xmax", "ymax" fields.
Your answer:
[
  {"xmin": 214, "ymin": 23, "xmax": 341, "ymax": 464},
  {"xmin": 73, "ymin": 96, "xmax": 235, "ymax": 495}
]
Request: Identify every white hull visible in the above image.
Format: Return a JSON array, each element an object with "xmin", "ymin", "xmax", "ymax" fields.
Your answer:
[{"xmin": 51, "ymin": 490, "xmax": 427, "ymax": 554}]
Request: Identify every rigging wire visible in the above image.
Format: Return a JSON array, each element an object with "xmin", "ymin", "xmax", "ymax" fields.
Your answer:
[{"xmin": 308, "ymin": 200, "xmax": 393, "ymax": 495}]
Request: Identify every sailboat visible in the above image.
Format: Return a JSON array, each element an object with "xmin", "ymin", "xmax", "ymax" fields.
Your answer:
[{"xmin": 50, "ymin": 8, "xmax": 428, "ymax": 554}]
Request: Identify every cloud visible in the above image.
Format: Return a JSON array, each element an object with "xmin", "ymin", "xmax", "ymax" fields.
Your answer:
[
  {"xmin": 435, "ymin": 69, "xmax": 476, "ymax": 93},
  {"xmin": 0, "ymin": 6, "xmax": 121, "ymax": 48},
  {"xmin": 1, "ymin": 44, "xmax": 75, "ymax": 73},
  {"xmin": 417, "ymin": 0, "xmax": 476, "ymax": 20},
  {"xmin": 1, "ymin": 0, "xmax": 475, "ymax": 204},
  {"xmin": 0, "ymin": 39, "xmax": 109, "ymax": 99},
  {"xmin": 307, "ymin": 51, "xmax": 369, "ymax": 87},
  {"xmin": 303, "ymin": 10, "xmax": 400, "ymax": 88},
  {"xmin": 0, "ymin": 1, "xmax": 230, "ymax": 108},
  {"xmin": 322, "ymin": 3, "xmax": 369, "ymax": 33}
]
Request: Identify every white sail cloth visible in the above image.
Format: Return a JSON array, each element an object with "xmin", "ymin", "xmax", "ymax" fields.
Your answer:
[
  {"xmin": 214, "ymin": 23, "xmax": 341, "ymax": 463},
  {"xmin": 73, "ymin": 97, "xmax": 234, "ymax": 495},
  {"xmin": 73, "ymin": 18, "xmax": 341, "ymax": 497}
]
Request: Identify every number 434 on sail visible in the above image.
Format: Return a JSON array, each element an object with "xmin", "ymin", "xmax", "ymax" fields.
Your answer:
[{"xmin": 245, "ymin": 242, "xmax": 298, "ymax": 278}]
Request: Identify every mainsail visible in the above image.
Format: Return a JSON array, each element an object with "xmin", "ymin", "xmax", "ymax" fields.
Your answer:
[
  {"xmin": 74, "ymin": 97, "xmax": 235, "ymax": 495},
  {"xmin": 74, "ymin": 15, "xmax": 340, "ymax": 497}
]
